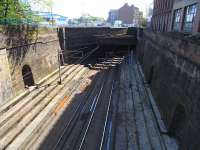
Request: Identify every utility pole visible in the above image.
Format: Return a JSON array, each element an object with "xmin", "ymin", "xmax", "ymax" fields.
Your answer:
[
  {"xmin": 49, "ymin": 0, "xmax": 53, "ymax": 27},
  {"xmin": 57, "ymin": 49, "xmax": 62, "ymax": 85}
]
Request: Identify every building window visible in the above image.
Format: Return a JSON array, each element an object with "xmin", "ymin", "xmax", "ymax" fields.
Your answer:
[
  {"xmin": 183, "ymin": 4, "xmax": 197, "ymax": 32},
  {"xmin": 173, "ymin": 9, "xmax": 182, "ymax": 31}
]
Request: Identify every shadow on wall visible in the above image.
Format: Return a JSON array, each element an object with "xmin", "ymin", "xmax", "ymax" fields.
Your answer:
[
  {"xmin": 3, "ymin": 25, "xmax": 39, "ymax": 72},
  {"xmin": 148, "ymin": 66, "xmax": 154, "ymax": 84},
  {"xmin": 168, "ymin": 104, "xmax": 187, "ymax": 149}
]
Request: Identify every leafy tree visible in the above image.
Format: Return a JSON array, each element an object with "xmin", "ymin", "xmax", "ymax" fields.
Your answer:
[
  {"xmin": 0, "ymin": 0, "xmax": 52, "ymax": 25},
  {"xmin": 0, "ymin": 0, "xmax": 27, "ymax": 24},
  {"xmin": 78, "ymin": 14, "xmax": 105, "ymax": 25}
]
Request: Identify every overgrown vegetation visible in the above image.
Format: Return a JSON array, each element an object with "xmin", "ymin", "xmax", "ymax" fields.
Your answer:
[
  {"xmin": 1, "ymin": 0, "xmax": 34, "ymax": 25},
  {"xmin": 0, "ymin": 0, "xmax": 52, "ymax": 25},
  {"xmin": 0, "ymin": 0, "xmax": 55, "ymax": 67},
  {"xmin": 78, "ymin": 14, "xmax": 105, "ymax": 23},
  {"xmin": 0, "ymin": 0, "xmax": 54, "ymax": 40}
]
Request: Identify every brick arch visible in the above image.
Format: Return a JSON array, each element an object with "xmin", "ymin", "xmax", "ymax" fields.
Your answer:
[
  {"xmin": 148, "ymin": 66, "xmax": 154, "ymax": 84},
  {"xmin": 22, "ymin": 65, "xmax": 35, "ymax": 87},
  {"xmin": 168, "ymin": 104, "xmax": 187, "ymax": 140}
]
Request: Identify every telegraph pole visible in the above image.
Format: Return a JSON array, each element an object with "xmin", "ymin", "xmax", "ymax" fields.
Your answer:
[{"xmin": 57, "ymin": 49, "xmax": 62, "ymax": 85}]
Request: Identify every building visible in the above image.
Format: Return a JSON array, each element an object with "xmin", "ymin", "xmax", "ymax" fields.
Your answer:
[
  {"xmin": 107, "ymin": 10, "xmax": 119, "ymax": 25},
  {"xmin": 151, "ymin": 0, "xmax": 174, "ymax": 32},
  {"xmin": 35, "ymin": 12, "xmax": 68, "ymax": 27},
  {"xmin": 118, "ymin": 3, "xmax": 136, "ymax": 25},
  {"xmin": 134, "ymin": 9, "xmax": 143, "ymax": 27},
  {"xmin": 107, "ymin": 3, "xmax": 143, "ymax": 27},
  {"xmin": 151, "ymin": 0, "xmax": 200, "ymax": 33},
  {"xmin": 171, "ymin": 0, "xmax": 200, "ymax": 33}
]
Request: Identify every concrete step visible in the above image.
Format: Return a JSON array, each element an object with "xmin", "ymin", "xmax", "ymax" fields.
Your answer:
[
  {"xmin": 128, "ymin": 53, "xmax": 179, "ymax": 150},
  {"xmin": 7, "ymin": 68, "xmax": 89, "ymax": 150},
  {"xmin": 137, "ymin": 63, "xmax": 168, "ymax": 134},
  {"xmin": 0, "ymin": 64, "xmax": 77, "ymax": 127},
  {"xmin": 0, "ymin": 64, "xmax": 73, "ymax": 114},
  {"xmin": 17, "ymin": 69, "xmax": 93, "ymax": 150},
  {"xmin": 0, "ymin": 65, "xmax": 88, "ymax": 149},
  {"xmin": 0, "ymin": 65, "xmax": 83, "ymax": 137},
  {"xmin": 131, "ymin": 64, "xmax": 165, "ymax": 150},
  {"xmin": 128, "ymin": 63, "xmax": 152, "ymax": 150}
]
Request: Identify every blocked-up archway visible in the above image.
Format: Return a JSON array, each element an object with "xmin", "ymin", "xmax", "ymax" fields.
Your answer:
[
  {"xmin": 169, "ymin": 104, "xmax": 187, "ymax": 139},
  {"xmin": 148, "ymin": 66, "xmax": 154, "ymax": 84},
  {"xmin": 22, "ymin": 65, "xmax": 35, "ymax": 87}
]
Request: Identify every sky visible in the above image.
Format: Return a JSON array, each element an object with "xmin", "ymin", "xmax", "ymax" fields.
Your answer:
[{"xmin": 50, "ymin": 0, "xmax": 153, "ymax": 19}]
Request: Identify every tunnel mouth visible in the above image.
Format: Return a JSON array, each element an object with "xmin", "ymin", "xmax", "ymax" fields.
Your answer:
[
  {"xmin": 148, "ymin": 66, "xmax": 154, "ymax": 84},
  {"xmin": 22, "ymin": 65, "xmax": 35, "ymax": 87},
  {"xmin": 168, "ymin": 104, "xmax": 187, "ymax": 141}
]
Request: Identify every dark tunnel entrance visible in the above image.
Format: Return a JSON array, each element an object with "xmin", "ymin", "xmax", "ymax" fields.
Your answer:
[
  {"xmin": 22, "ymin": 65, "xmax": 35, "ymax": 87},
  {"xmin": 169, "ymin": 104, "xmax": 186, "ymax": 140},
  {"xmin": 148, "ymin": 66, "xmax": 154, "ymax": 84}
]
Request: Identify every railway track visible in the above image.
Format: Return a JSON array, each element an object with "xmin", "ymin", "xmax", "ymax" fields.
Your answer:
[
  {"xmin": 52, "ymin": 58, "xmax": 123, "ymax": 150},
  {"xmin": 0, "ymin": 49, "xmax": 179, "ymax": 150},
  {"xmin": 76, "ymin": 69, "xmax": 115, "ymax": 150},
  {"xmin": 53, "ymin": 68, "xmax": 108, "ymax": 150},
  {"xmin": 37, "ymin": 54, "xmax": 178, "ymax": 150}
]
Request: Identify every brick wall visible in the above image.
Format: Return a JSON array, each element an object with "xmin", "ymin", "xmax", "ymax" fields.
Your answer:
[
  {"xmin": 172, "ymin": 0, "xmax": 200, "ymax": 33},
  {"xmin": 57, "ymin": 27, "xmax": 130, "ymax": 62},
  {"xmin": 0, "ymin": 27, "xmax": 60, "ymax": 102},
  {"xmin": 59, "ymin": 27, "xmax": 129, "ymax": 50},
  {"xmin": 151, "ymin": 0, "xmax": 174, "ymax": 32},
  {"xmin": 137, "ymin": 30, "xmax": 200, "ymax": 149}
]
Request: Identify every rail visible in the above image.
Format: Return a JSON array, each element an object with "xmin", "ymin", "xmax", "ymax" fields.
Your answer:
[
  {"xmin": 52, "ymin": 69, "xmax": 105, "ymax": 150},
  {"xmin": 77, "ymin": 82, "xmax": 104, "ymax": 150},
  {"xmin": 53, "ymin": 57, "xmax": 108, "ymax": 150},
  {"xmin": 53, "ymin": 58, "xmax": 117, "ymax": 150},
  {"xmin": 99, "ymin": 80, "xmax": 115, "ymax": 150}
]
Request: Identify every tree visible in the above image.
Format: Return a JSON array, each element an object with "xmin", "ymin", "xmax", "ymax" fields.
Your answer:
[
  {"xmin": 0, "ymin": 0, "xmax": 52, "ymax": 25},
  {"xmin": 0, "ymin": 0, "xmax": 25, "ymax": 25},
  {"xmin": 77, "ymin": 14, "xmax": 105, "ymax": 26}
]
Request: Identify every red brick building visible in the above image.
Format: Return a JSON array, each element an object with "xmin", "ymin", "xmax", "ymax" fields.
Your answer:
[
  {"xmin": 151, "ymin": 0, "xmax": 174, "ymax": 32},
  {"xmin": 107, "ymin": 3, "xmax": 143, "ymax": 27},
  {"xmin": 172, "ymin": 0, "xmax": 200, "ymax": 33},
  {"xmin": 151, "ymin": 0, "xmax": 200, "ymax": 33},
  {"xmin": 118, "ymin": 3, "xmax": 136, "ymax": 25}
]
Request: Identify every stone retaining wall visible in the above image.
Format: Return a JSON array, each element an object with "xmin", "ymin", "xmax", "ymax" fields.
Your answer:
[
  {"xmin": 0, "ymin": 27, "xmax": 60, "ymax": 104},
  {"xmin": 137, "ymin": 30, "xmax": 200, "ymax": 149},
  {"xmin": 0, "ymin": 49, "xmax": 13, "ymax": 104}
]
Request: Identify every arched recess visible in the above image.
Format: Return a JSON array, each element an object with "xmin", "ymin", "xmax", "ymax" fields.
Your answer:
[
  {"xmin": 22, "ymin": 65, "xmax": 35, "ymax": 87},
  {"xmin": 168, "ymin": 104, "xmax": 187, "ymax": 139},
  {"xmin": 148, "ymin": 66, "xmax": 154, "ymax": 84}
]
